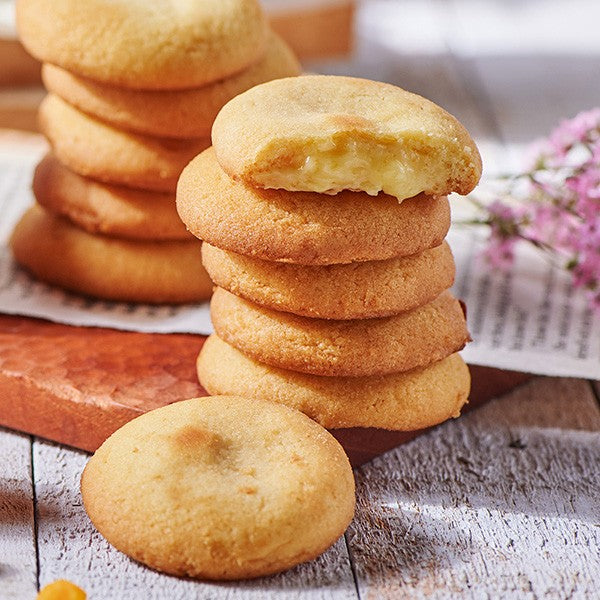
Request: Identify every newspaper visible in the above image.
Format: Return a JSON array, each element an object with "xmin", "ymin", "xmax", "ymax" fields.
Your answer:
[
  {"xmin": 0, "ymin": 132, "xmax": 598, "ymax": 378},
  {"xmin": 448, "ymin": 205, "xmax": 600, "ymax": 379}
]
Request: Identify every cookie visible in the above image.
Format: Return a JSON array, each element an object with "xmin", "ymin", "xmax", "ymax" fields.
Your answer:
[
  {"xmin": 198, "ymin": 336, "xmax": 471, "ymax": 430},
  {"xmin": 202, "ymin": 241, "xmax": 455, "ymax": 319},
  {"xmin": 212, "ymin": 75, "xmax": 482, "ymax": 200},
  {"xmin": 39, "ymin": 94, "xmax": 210, "ymax": 193},
  {"xmin": 177, "ymin": 148, "xmax": 451, "ymax": 265},
  {"xmin": 17, "ymin": 0, "xmax": 268, "ymax": 90},
  {"xmin": 42, "ymin": 34, "xmax": 301, "ymax": 139},
  {"xmin": 210, "ymin": 287, "xmax": 470, "ymax": 377},
  {"xmin": 33, "ymin": 154, "xmax": 190, "ymax": 241},
  {"xmin": 81, "ymin": 395, "xmax": 355, "ymax": 579},
  {"xmin": 10, "ymin": 205, "xmax": 212, "ymax": 304}
]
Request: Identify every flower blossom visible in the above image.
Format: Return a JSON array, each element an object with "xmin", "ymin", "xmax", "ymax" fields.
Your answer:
[{"xmin": 471, "ymin": 107, "xmax": 600, "ymax": 312}]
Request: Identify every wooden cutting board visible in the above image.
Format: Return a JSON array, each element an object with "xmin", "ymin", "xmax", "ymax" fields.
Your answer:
[{"xmin": 0, "ymin": 314, "xmax": 531, "ymax": 466}]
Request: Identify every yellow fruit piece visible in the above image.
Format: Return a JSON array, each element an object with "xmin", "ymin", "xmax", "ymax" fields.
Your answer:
[{"xmin": 37, "ymin": 579, "xmax": 86, "ymax": 600}]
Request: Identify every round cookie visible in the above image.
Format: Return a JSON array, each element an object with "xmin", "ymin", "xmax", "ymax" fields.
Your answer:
[
  {"xmin": 198, "ymin": 336, "xmax": 471, "ymax": 430},
  {"xmin": 202, "ymin": 241, "xmax": 455, "ymax": 319},
  {"xmin": 10, "ymin": 205, "xmax": 212, "ymax": 304},
  {"xmin": 42, "ymin": 34, "xmax": 301, "ymax": 139},
  {"xmin": 33, "ymin": 154, "xmax": 190, "ymax": 241},
  {"xmin": 17, "ymin": 0, "xmax": 268, "ymax": 90},
  {"xmin": 210, "ymin": 287, "xmax": 470, "ymax": 377},
  {"xmin": 81, "ymin": 396, "xmax": 355, "ymax": 579},
  {"xmin": 39, "ymin": 94, "xmax": 210, "ymax": 193},
  {"xmin": 212, "ymin": 75, "xmax": 482, "ymax": 200},
  {"xmin": 177, "ymin": 148, "xmax": 451, "ymax": 265}
]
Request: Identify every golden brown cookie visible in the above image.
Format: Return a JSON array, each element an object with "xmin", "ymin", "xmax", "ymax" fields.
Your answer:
[
  {"xmin": 202, "ymin": 241, "xmax": 455, "ymax": 319},
  {"xmin": 42, "ymin": 34, "xmax": 301, "ymax": 139},
  {"xmin": 81, "ymin": 395, "xmax": 355, "ymax": 579},
  {"xmin": 17, "ymin": 0, "xmax": 268, "ymax": 90},
  {"xmin": 198, "ymin": 336, "xmax": 471, "ymax": 431},
  {"xmin": 33, "ymin": 154, "xmax": 190, "ymax": 241},
  {"xmin": 210, "ymin": 287, "xmax": 470, "ymax": 377},
  {"xmin": 177, "ymin": 148, "xmax": 451, "ymax": 265},
  {"xmin": 10, "ymin": 205, "xmax": 212, "ymax": 304},
  {"xmin": 39, "ymin": 94, "xmax": 210, "ymax": 193},
  {"xmin": 212, "ymin": 75, "xmax": 482, "ymax": 200}
]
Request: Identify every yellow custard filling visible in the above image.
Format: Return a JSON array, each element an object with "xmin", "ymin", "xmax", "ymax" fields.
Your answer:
[{"xmin": 252, "ymin": 137, "xmax": 455, "ymax": 200}]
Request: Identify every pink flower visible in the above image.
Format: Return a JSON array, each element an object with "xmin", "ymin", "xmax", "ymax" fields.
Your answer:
[
  {"xmin": 568, "ymin": 169, "xmax": 600, "ymax": 219},
  {"xmin": 591, "ymin": 140, "xmax": 600, "ymax": 162},
  {"xmin": 479, "ymin": 200, "xmax": 527, "ymax": 270},
  {"xmin": 526, "ymin": 204, "xmax": 569, "ymax": 244},
  {"xmin": 487, "ymin": 199, "xmax": 524, "ymax": 221},
  {"xmin": 482, "ymin": 237, "xmax": 517, "ymax": 270},
  {"xmin": 587, "ymin": 290, "xmax": 600, "ymax": 311},
  {"xmin": 580, "ymin": 219, "xmax": 600, "ymax": 247},
  {"xmin": 475, "ymin": 107, "xmax": 600, "ymax": 313},
  {"xmin": 571, "ymin": 251, "xmax": 600, "ymax": 289},
  {"xmin": 548, "ymin": 108, "xmax": 600, "ymax": 158},
  {"xmin": 524, "ymin": 137, "xmax": 553, "ymax": 170}
]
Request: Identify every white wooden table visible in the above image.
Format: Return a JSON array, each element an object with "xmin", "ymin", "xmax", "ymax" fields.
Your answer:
[{"xmin": 2, "ymin": 1, "xmax": 600, "ymax": 598}]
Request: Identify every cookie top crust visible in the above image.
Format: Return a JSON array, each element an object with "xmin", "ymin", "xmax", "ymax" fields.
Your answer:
[
  {"xmin": 81, "ymin": 396, "xmax": 355, "ymax": 579},
  {"xmin": 177, "ymin": 148, "xmax": 451, "ymax": 265},
  {"xmin": 17, "ymin": 0, "xmax": 269, "ymax": 90},
  {"xmin": 212, "ymin": 75, "xmax": 482, "ymax": 200}
]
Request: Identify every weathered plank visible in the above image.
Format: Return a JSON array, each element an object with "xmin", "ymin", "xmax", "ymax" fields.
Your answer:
[
  {"xmin": 347, "ymin": 377, "xmax": 600, "ymax": 599},
  {"xmin": 33, "ymin": 441, "xmax": 358, "ymax": 600},
  {"xmin": 0, "ymin": 428, "xmax": 37, "ymax": 599}
]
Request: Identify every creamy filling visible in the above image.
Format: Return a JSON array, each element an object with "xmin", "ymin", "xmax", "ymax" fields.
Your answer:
[{"xmin": 252, "ymin": 138, "xmax": 444, "ymax": 201}]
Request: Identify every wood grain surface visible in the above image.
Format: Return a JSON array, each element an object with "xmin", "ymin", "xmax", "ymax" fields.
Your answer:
[
  {"xmin": 347, "ymin": 378, "xmax": 600, "ymax": 598},
  {"xmin": 0, "ymin": 429, "xmax": 37, "ymax": 600},
  {"xmin": 0, "ymin": 314, "xmax": 202, "ymax": 451},
  {"xmin": 0, "ymin": 314, "xmax": 530, "ymax": 466},
  {"xmin": 3, "ymin": 376, "xmax": 597, "ymax": 599}
]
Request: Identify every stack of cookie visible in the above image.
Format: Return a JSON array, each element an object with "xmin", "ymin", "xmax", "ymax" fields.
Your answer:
[
  {"xmin": 11, "ymin": 0, "xmax": 300, "ymax": 303},
  {"xmin": 178, "ymin": 75, "xmax": 482, "ymax": 432}
]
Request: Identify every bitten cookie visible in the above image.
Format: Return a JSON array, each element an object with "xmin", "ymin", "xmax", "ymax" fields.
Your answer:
[
  {"xmin": 212, "ymin": 75, "xmax": 482, "ymax": 200},
  {"xmin": 198, "ymin": 336, "xmax": 471, "ymax": 430},
  {"xmin": 81, "ymin": 396, "xmax": 355, "ymax": 579},
  {"xmin": 39, "ymin": 94, "xmax": 210, "ymax": 193},
  {"xmin": 210, "ymin": 287, "xmax": 470, "ymax": 376},
  {"xmin": 10, "ymin": 205, "xmax": 212, "ymax": 304},
  {"xmin": 33, "ymin": 154, "xmax": 190, "ymax": 241},
  {"xmin": 202, "ymin": 241, "xmax": 455, "ymax": 319},
  {"xmin": 17, "ymin": 0, "xmax": 268, "ymax": 90},
  {"xmin": 42, "ymin": 34, "xmax": 301, "ymax": 139},
  {"xmin": 177, "ymin": 148, "xmax": 451, "ymax": 265}
]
